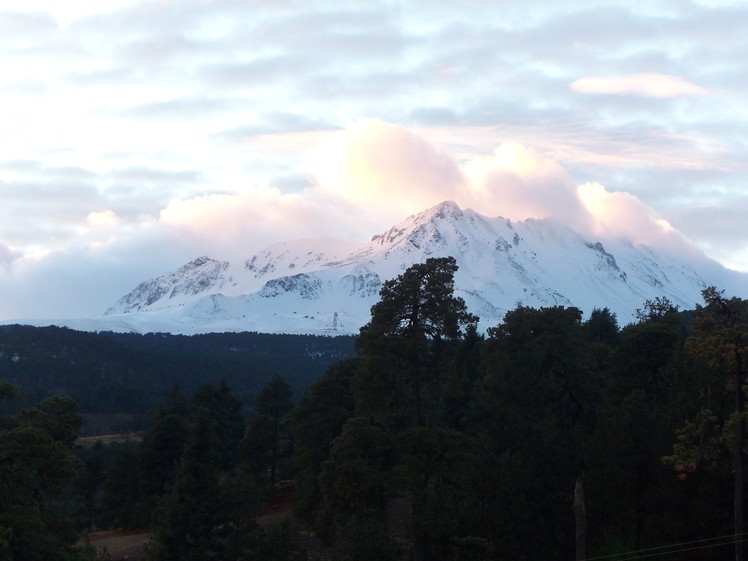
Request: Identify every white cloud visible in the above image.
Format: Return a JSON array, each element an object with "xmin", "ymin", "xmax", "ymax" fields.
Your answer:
[
  {"xmin": 0, "ymin": 241, "xmax": 20, "ymax": 270},
  {"xmin": 86, "ymin": 209, "xmax": 120, "ymax": 228},
  {"xmin": 312, "ymin": 121, "xmax": 699, "ymax": 259},
  {"xmin": 570, "ymin": 73, "xmax": 709, "ymax": 98},
  {"xmin": 313, "ymin": 119, "xmax": 464, "ymax": 220},
  {"xmin": 311, "ymin": 122, "xmax": 595, "ymax": 234},
  {"xmin": 461, "ymin": 142, "xmax": 592, "ymax": 228},
  {"xmin": 157, "ymin": 188, "xmax": 338, "ymax": 261},
  {"xmin": 577, "ymin": 182, "xmax": 699, "ymax": 257},
  {"xmin": 10, "ymin": 0, "xmax": 135, "ymax": 26}
]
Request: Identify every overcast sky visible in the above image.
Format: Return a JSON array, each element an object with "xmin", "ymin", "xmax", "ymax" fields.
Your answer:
[{"xmin": 1, "ymin": 0, "xmax": 746, "ymax": 320}]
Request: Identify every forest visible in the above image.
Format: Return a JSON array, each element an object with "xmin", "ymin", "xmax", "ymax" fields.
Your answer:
[
  {"xmin": 0, "ymin": 328, "xmax": 355, "ymax": 432},
  {"xmin": 1, "ymin": 256, "xmax": 747, "ymax": 561}
]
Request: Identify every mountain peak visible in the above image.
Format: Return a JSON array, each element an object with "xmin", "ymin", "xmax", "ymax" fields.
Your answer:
[
  {"xmin": 370, "ymin": 200, "xmax": 466, "ymax": 248},
  {"xmin": 92, "ymin": 201, "xmax": 747, "ymax": 335},
  {"xmin": 105, "ymin": 256, "xmax": 231, "ymax": 315},
  {"xmin": 180, "ymin": 255, "xmax": 222, "ymax": 271},
  {"xmin": 423, "ymin": 200, "xmax": 463, "ymax": 220}
]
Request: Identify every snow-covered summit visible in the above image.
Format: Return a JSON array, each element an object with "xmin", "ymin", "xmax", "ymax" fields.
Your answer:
[
  {"xmin": 35, "ymin": 201, "xmax": 748, "ymax": 335},
  {"xmin": 97, "ymin": 201, "xmax": 746, "ymax": 334},
  {"xmin": 106, "ymin": 256, "xmax": 231, "ymax": 314}
]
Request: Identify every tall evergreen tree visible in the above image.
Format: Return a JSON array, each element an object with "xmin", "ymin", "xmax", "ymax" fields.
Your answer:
[
  {"xmin": 147, "ymin": 410, "xmax": 225, "ymax": 561},
  {"xmin": 100, "ymin": 441, "xmax": 144, "ymax": 530},
  {"xmin": 338, "ymin": 257, "xmax": 480, "ymax": 561},
  {"xmin": 147, "ymin": 382, "xmax": 245, "ymax": 561},
  {"xmin": 0, "ymin": 389, "xmax": 84, "ymax": 561},
  {"xmin": 667, "ymin": 288, "xmax": 748, "ymax": 561},
  {"xmin": 192, "ymin": 380, "xmax": 245, "ymax": 471},
  {"xmin": 243, "ymin": 375, "xmax": 293, "ymax": 484},
  {"xmin": 318, "ymin": 417, "xmax": 400, "ymax": 561},
  {"xmin": 356, "ymin": 256, "xmax": 477, "ymax": 428},
  {"xmin": 292, "ymin": 358, "xmax": 359, "ymax": 527},
  {"xmin": 471, "ymin": 306, "xmax": 599, "ymax": 560},
  {"xmin": 139, "ymin": 386, "xmax": 191, "ymax": 515}
]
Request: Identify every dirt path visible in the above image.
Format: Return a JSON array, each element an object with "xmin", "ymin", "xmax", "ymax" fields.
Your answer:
[
  {"xmin": 85, "ymin": 530, "xmax": 150, "ymax": 561},
  {"xmin": 85, "ymin": 483, "xmax": 299, "ymax": 560}
]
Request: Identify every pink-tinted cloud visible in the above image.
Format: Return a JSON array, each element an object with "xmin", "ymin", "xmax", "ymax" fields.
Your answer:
[
  {"xmin": 312, "ymin": 121, "xmax": 595, "ymax": 232},
  {"xmin": 313, "ymin": 119, "xmax": 464, "ymax": 219},
  {"xmin": 158, "ymin": 188, "xmax": 343, "ymax": 260},
  {"xmin": 461, "ymin": 142, "xmax": 592, "ymax": 228},
  {"xmin": 570, "ymin": 73, "xmax": 708, "ymax": 98},
  {"xmin": 311, "ymin": 121, "xmax": 700, "ymax": 259},
  {"xmin": 577, "ymin": 182, "xmax": 699, "ymax": 257}
]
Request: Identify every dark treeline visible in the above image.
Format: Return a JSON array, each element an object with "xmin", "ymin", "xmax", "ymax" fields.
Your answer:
[
  {"xmin": 2, "ymin": 257, "xmax": 748, "ymax": 560},
  {"xmin": 0, "ymin": 327, "xmax": 355, "ymax": 431}
]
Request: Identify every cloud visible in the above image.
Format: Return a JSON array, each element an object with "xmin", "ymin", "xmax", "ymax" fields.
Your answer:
[
  {"xmin": 313, "ymin": 119, "xmax": 465, "ymax": 219},
  {"xmin": 0, "ymin": 235, "xmax": 182, "ymax": 319},
  {"xmin": 576, "ymin": 182, "xmax": 698, "ymax": 258},
  {"xmin": 0, "ymin": 10, "xmax": 57, "ymax": 40},
  {"xmin": 461, "ymin": 142, "xmax": 591, "ymax": 228},
  {"xmin": 220, "ymin": 112, "xmax": 334, "ymax": 139},
  {"xmin": 0, "ymin": 160, "xmax": 197, "ymax": 248},
  {"xmin": 312, "ymin": 121, "xmax": 694, "ymax": 258},
  {"xmin": 570, "ymin": 73, "xmax": 709, "ymax": 98},
  {"xmin": 0, "ymin": 119, "xmax": 733, "ymax": 319},
  {"xmin": 157, "ymin": 187, "xmax": 344, "ymax": 261},
  {"xmin": 0, "ymin": 241, "xmax": 20, "ymax": 270},
  {"xmin": 86, "ymin": 209, "xmax": 120, "ymax": 228},
  {"xmin": 120, "ymin": 98, "xmax": 238, "ymax": 120},
  {"xmin": 665, "ymin": 196, "xmax": 748, "ymax": 272}
]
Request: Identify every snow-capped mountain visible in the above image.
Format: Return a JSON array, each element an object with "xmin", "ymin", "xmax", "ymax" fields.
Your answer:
[{"xmin": 90, "ymin": 200, "xmax": 747, "ymax": 335}]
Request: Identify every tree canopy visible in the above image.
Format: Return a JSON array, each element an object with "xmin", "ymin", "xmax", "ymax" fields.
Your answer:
[{"xmin": 359, "ymin": 256, "xmax": 477, "ymax": 343}]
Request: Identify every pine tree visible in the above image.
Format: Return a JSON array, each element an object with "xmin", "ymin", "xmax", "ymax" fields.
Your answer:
[
  {"xmin": 667, "ymin": 288, "xmax": 748, "ymax": 561},
  {"xmin": 243, "ymin": 376, "xmax": 293, "ymax": 484},
  {"xmin": 356, "ymin": 256, "xmax": 477, "ymax": 428},
  {"xmin": 0, "ymin": 389, "xmax": 83, "ymax": 561}
]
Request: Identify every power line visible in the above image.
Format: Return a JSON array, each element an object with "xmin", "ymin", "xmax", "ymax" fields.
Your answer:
[{"xmin": 582, "ymin": 531, "xmax": 748, "ymax": 560}]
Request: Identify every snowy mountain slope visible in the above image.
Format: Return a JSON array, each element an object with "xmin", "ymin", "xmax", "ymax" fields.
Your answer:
[
  {"xmin": 88, "ymin": 200, "xmax": 748, "ymax": 335},
  {"xmin": 105, "ymin": 256, "xmax": 231, "ymax": 314},
  {"xmin": 105, "ymin": 239, "xmax": 371, "ymax": 315}
]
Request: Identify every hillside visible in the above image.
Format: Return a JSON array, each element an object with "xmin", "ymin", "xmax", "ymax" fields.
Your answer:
[{"xmin": 0, "ymin": 325, "xmax": 355, "ymax": 431}]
